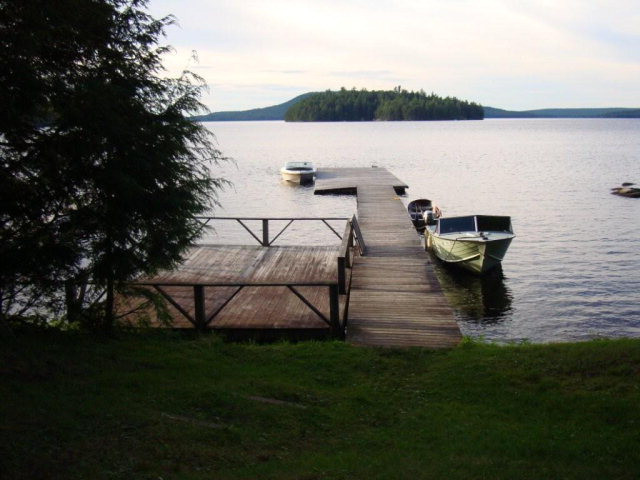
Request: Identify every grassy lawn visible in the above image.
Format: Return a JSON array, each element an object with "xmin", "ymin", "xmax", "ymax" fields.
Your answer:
[{"xmin": 2, "ymin": 330, "xmax": 640, "ymax": 479}]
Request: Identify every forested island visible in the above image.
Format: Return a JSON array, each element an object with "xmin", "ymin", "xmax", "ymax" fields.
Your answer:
[
  {"xmin": 284, "ymin": 88, "xmax": 484, "ymax": 121},
  {"xmin": 194, "ymin": 92, "xmax": 640, "ymax": 122}
]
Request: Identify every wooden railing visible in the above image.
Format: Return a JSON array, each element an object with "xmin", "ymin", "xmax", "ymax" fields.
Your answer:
[
  {"xmin": 147, "ymin": 281, "xmax": 343, "ymax": 336},
  {"xmin": 195, "ymin": 216, "xmax": 349, "ymax": 246},
  {"xmin": 196, "ymin": 215, "xmax": 364, "ymax": 297},
  {"xmin": 349, "ymin": 214, "xmax": 366, "ymax": 255},
  {"xmin": 338, "ymin": 215, "xmax": 364, "ymax": 294}
]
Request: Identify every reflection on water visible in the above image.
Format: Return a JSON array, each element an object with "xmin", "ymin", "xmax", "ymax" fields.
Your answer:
[{"xmin": 430, "ymin": 254, "xmax": 513, "ymax": 325}]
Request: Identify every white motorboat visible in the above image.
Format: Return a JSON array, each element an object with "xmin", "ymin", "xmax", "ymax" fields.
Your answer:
[
  {"xmin": 280, "ymin": 161, "xmax": 316, "ymax": 184},
  {"xmin": 425, "ymin": 215, "xmax": 515, "ymax": 274}
]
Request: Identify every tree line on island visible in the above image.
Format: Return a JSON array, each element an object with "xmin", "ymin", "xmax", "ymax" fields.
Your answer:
[{"xmin": 284, "ymin": 87, "xmax": 484, "ymax": 122}]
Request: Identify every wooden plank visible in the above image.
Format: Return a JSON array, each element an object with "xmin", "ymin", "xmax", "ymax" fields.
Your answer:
[{"xmin": 141, "ymin": 245, "xmax": 340, "ymax": 285}]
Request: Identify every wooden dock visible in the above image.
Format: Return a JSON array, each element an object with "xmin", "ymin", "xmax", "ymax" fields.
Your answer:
[
  {"xmin": 316, "ymin": 168, "xmax": 462, "ymax": 348},
  {"xmin": 123, "ymin": 218, "xmax": 354, "ymax": 339},
  {"xmin": 123, "ymin": 168, "xmax": 460, "ymax": 348}
]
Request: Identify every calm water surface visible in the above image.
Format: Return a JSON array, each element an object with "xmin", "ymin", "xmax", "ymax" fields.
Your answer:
[{"xmin": 203, "ymin": 119, "xmax": 640, "ymax": 343}]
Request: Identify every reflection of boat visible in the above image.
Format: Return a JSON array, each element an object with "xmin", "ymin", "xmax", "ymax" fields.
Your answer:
[
  {"xmin": 280, "ymin": 161, "xmax": 316, "ymax": 184},
  {"xmin": 426, "ymin": 215, "xmax": 515, "ymax": 274},
  {"xmin": 407, "ymin": 199, "xmax": 433, "ymax": 232},
  {"xmin": 432, "ymin": 262, "xmax": 512, "ymax": 323}
]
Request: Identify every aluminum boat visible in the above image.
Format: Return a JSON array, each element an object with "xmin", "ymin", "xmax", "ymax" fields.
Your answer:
[{"xmin": 425, "ymin": 215, "xmax": 515, "ymax": 274}]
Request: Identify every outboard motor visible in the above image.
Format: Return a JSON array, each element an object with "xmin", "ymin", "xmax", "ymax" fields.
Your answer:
[
  {"xmin": 423, "ymin": 205, "xmax": 441, "ymax": 226},
  {"xmin": 423, "ymin": 210, "xmax": 436, "ymax": 226}
]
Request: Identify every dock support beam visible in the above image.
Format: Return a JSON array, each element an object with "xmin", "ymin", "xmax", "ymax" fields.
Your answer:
[
  {"xmin": 262, "ymin": 219, "xmax": 269, "ymax": 246},
  {"xmin": 338, "ymin": 257, "xmax": 346, "ymax": 295},
  {"xmin": 329, "ymin": 284, "xmax": 342, "ymax": 338},
  {"xmin": 194, "ymin": 285, "xmax": 206, "ymax": 331}
]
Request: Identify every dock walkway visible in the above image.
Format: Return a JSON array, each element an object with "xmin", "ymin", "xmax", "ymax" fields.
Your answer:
[{"xmin": 316, "ymin": 168, "xmax": 461, "ymax": 348}]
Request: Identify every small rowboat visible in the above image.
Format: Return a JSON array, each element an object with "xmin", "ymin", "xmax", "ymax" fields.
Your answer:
[
  {"xmin": 407, "ymin": 198, "xmax": 441, "ymax": 232},
  {"xmin": 407, "ymin": 199, "xmax": 432, "ymax": 232}
]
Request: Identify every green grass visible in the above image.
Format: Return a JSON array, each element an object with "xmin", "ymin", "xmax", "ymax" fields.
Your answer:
[{"xmin": 2, "ymin": 330, "xmax": 640, "ymax": 479}]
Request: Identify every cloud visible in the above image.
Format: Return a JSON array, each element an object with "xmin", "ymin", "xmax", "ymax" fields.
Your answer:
[
  {"xmin": 264, "ymin": 70, "xmax": 308, "ymax": 75},
  {"xmin": 329, "ymin": 71, "xmax": 395, "ymax": 79},
  {"xmin": 150, "ymin": 0, "xmax": 640, "ymax": 110}
]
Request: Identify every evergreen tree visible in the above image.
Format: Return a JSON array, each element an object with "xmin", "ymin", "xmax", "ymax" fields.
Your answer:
[{"xmin": 0, "ymin": 0, "xmax": 227, "ymax": 331}]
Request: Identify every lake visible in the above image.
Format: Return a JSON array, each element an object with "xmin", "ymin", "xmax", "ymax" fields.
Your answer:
[{"xmin": 202, "ymin": 119, "xmax": 640, "ymax": 343}]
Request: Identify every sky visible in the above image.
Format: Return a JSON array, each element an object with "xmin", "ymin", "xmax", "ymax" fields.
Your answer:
[{"xmin": 148, "ymin": 0, "xmax": 640, "ymax": 112}]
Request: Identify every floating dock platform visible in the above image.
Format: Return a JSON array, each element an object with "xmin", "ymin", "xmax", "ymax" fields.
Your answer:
[
  {"xmin": 315, "ymin": 167, "xmax": 408, "ymax": 195},
  {"xmin": 123, "ymin": 218, "xmax": 352, "ymax": 340},
  {"xmin": 127, "ymin": 244, "xmax": 346, "ymax": 339}
]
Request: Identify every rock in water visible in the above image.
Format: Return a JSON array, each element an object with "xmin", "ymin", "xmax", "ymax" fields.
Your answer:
[{"xmin": 611, "ymin": 183, "xmax": 640, "ymax": 198}]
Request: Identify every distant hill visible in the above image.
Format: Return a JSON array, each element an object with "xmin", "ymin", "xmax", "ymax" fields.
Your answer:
[
  {"xmin": 600, "ymin": 109, "xmax": 640, "ymax": 118},
  {"xmin": 193, "ymin": 93, "xmax": 315, "ymax": 121},
  {"xmin": 484, "ymin": 106, "xmax": 640, "ymax": 118},
  {"xmin": 194, "ymin": 93, "xmax": 640, "ymax": 121}
]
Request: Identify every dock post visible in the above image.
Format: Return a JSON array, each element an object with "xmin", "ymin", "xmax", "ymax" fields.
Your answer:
[
  {"xmin": 347, "ymin": 225, "xmax": 354, "ymax": 267},
  {"xmin": 329, "ymin": 284, "xmax": 342, "ymax": 337},
  {"xmin": 337, "ymin": 256, "xmax": 346, "ymax": 294},
  {"xmin": 193, "ymin": 285, "xmax": 206, "ymax": 331},
  {"xmin": 262, "ymin": 219, "xmax": 269, "ymax": 246}
]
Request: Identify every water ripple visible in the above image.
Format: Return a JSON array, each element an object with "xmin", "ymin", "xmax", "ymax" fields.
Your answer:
[{"xmin": 205, "ymin": 119, "xmax": 640, "ymax": 342}]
